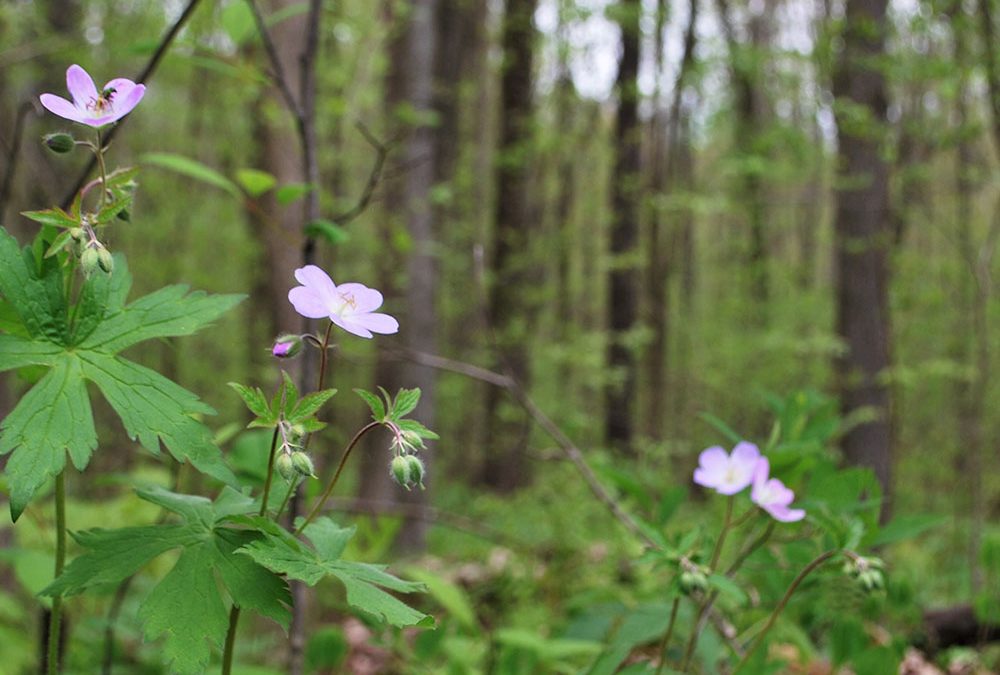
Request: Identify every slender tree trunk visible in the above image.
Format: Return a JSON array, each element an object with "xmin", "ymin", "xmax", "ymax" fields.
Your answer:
[
  {"xmin": 483, "ymin": 0, "xmax": 538, "ymax": 490},
  {"xmin": 605, "ymin": 0, "xmax": 642, "ymax": 452},
  {"xmin": 831, "ymin": 0, "xmax": 893, "ymax": 519}
]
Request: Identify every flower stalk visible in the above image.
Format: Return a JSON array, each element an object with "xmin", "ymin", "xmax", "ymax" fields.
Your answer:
[{"xmin": 47, "ymin": 472, "xmax": 66, "ymax": 675}]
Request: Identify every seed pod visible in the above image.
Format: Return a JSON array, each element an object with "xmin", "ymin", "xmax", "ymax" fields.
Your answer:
[{"xmin": 80, "ymin": 246, "xmax": 100, "ymax": 277}]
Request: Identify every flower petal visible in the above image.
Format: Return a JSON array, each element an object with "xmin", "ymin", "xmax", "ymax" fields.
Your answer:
[
  {"xmin": 110, "ymin": 82, "xmax": 145, "ymax": 120},
  {"xmin": 698, "ymin": 446, "xmax": 729, "ymax": 472},
  {"xmin": 288, "ymin": 286, "xmax": 332, "ymax": 319},
  {"xmin": 66, "ymin": 64, "xmax": 98, "ymax": 108},
  {"xmin": 39, "ymin": 94, "xmax": 88, "ymax": 124},
  {"xmin": 331, "ymin": 314, "xmax": 374, "ymax": 339},
  {"xmin": 731, "ymin": 441, "xmax": 761, "ymax": 469},
  {"xmin": 335, "ymin": 283, "xmax": 384, "ymax": 313},
  {"xmin": 765, "ymin": 504, "xmax": 806, "ymax": 522},
  {"xmin": 350, "ymin": 312, "xmax": 398, "ymax": 335},
  {"xmin": 294, "ymin": 265, "xmax": 338, "ymax": 301}
]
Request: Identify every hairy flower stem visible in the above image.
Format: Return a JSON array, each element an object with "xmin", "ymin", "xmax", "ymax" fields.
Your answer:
[
  {"xmin": 94, "ymin": 129, "xmax": 108, "ymax": 211},
  {"xmin": 731, "ymin": 549, "xmax": 841, "ymax": 674},
  {"xmin": 653, "ymin": 597, "xmax": 681, "ymax": 675},
  {"xmin": 680, "ymin": 496, "xmax": 734, "ymax": 671},
  {"xmin": 47, "ymin": 472, "xmax": 66, "ymax": 675},
  {"xmin": 221, "ymin": 606, "xmax": 240, "ymax": 675},
  {"xmin": 316, "ymin": 322, "xmax": 334, "ymax": 392},
  {"xmin": 259, "ymin": 427, "xmax": 281, "ymax": 517},
  {"xmin": 296, "ymin": 421, "xmax": 381, "ymax": 534}
]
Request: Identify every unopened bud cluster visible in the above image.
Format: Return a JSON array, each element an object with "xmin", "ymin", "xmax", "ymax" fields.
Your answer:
[
  {"xmin": 843, "ymin": 555, "xmax": 885, "ymax": 593},
  {"xmin": 677, "ymin": 557, "xmax": 710, "ymax": 596},
  {"xmin": 275, "ymin": 420, "xmax": 315, "ymax": 482},
  {"xmin": 72, "ymin": 224, "xmax": 113, "ymax": 277},
  {"xmin": 388, "ymin": 423, "xmax": 425, "ymax": 491}
]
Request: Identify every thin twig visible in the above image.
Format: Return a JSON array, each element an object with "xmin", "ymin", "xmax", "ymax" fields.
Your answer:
[
  {"xmin": 60, "ymin": 0, "xmax": 203, "ymax": 209},
  {"xmin": 245, "ymin": 0, "xmax": 302, "ymax": 118},
  {"xmin": 328, "ymin": 122, "xmax": 390, "ymax": 225}
]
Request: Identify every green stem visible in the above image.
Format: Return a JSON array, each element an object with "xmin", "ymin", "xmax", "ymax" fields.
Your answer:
[
  {"xmin": 680, "ymin": 496, "xmax": 734, "ymax": 671},
  {"xmin": 220, "ymin": 605, "xmax": 240, "ymax": 675},
  {"xmin": 731, "ymin": 550, "xmax": 840, "ymax": 674},
  {"xmin": 47, "ymin": 472, "xmax": 66, "ymax": 675},
  {"xmin": 725, "ymin": 521, "xmax": 775, "ymax": 576},
  {"xmin": 274, "ymin": 478, "xmax": 298, "ymax": 522},
  {"xmin": 259, "ymin": 427, "xmax": 281, "ymax": 517},
  {"xmin": 296, "ymin": 421, "xmax": 382, "ymax": 534},
  {"xmin": 653, "ymin": 597, "xmax": 680, "ymax": 675}
]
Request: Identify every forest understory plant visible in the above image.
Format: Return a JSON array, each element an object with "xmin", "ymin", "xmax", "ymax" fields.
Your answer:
[{"xmin": 0, "ymin": 65, "xmax": 433, "ymax": 675}]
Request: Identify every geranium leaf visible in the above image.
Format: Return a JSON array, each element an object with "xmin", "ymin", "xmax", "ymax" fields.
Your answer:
[{"xmin": 240, "ymin": 516, "xmax": 428, "ymax": 627}]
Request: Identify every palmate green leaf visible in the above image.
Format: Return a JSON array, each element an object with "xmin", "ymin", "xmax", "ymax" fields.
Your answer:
[
  {"xmin": 229, "ymin": 382, "xmax": 273, "ymax": 422},
  {"xmin": 240, "ymin": 517, "xmax": 430, "ymax": 628},
  {"xmin": 0, "ymin": 356, "xmax": 95, "ymax": 519},
  {"xmin": 0, "ymin": 226, "xmax": 243, "ymax": 520},
  {"xmin": 43, "ymin": 487, "xmax": 290, "ymax": 675}
]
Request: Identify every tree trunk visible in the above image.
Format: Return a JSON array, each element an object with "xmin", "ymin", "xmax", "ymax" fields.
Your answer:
[
  {"xmin": 605, "ymin": 0, "xmax": 641, "ymax": 453},
  {"xmin": 831, "ymin": 0, "xmax": 893, "ymax": 519},
  {"xmin": 483, "ymin": 0, "xmax": 538, "ymax": 490}
]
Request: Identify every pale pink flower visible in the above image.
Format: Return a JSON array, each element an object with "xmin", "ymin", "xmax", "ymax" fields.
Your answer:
[
  {"xmin": 693, "ymin": 442, "xmax": 760, "ymax": 495},
  {"xmin": 751, "ymin": 457, "xmax": 806, "ymax": 522},
  {"xmin": 40, "ymin": 64, "xmax": 145, "ymax": 127},
  {"xmin": 288, "ymin": 265, "xmax": 398, "ymax": 339}
]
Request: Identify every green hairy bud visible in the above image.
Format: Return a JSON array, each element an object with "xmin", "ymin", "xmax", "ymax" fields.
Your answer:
[
  {"xmin": 276, "ymin": 453, "xmax": 296, "ymax": 481},
  {"xmin": 390, "ymin": 455, "xmax": 413, "ymax": 490},
  {"xmin": 290, "ymin": 451, "xmax": 316, "ymax": 478},
  {"xmin": 80, "ymin": 246, "xmax": 100, "ymax": 277},
  {"xmin": 97, "ymin": 247, "xmax": 114, "ymax": 274},
  {"xmin": 405, "ymin": 455, "xmax": 425, "ymax": 489},
  {"xmin": 43, "ymin": 132, "xmax": 75, "ymax": 154}
]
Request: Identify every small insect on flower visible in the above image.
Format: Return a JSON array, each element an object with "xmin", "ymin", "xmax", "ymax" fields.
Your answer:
[{"xmin": 39, "ymin": 65, "xmax": 145, "ymax": 127}]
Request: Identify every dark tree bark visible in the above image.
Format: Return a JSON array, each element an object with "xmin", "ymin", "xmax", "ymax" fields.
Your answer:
[
  {"xmin": 643, "ymin": 0, "xmax": 698, "ymax": 439},
  {"xmin": 605, "ymin": 0, "xmax": 641, "ymax": 452},
  {"xmin": 483, "ymin": 0, "xmax": 538, "ymax": 490},
  {"xmin": 831, "ymin": 0, "xmax": 893, "ymax": 518}
]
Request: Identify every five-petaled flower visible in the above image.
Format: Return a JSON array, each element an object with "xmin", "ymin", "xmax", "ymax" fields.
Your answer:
[
  {"xmin": 693, "ymin": 442, "xmax": 761, "ymax": 495},
  {"xmin": 750, "ymin": 457, "xmax": 806, "ymax": 522},
  {"xmin": 40, "ymin": 64, "xmax": 145, "ymax": 127},
  {"xmin": 288, "ymin": 265, "xmax": 399, "ymax": 339}
]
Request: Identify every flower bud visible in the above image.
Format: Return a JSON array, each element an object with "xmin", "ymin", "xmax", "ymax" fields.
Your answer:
[
  {"xmin": 69, "ymin": 228, "xmax": 85, "ymax": 243},
  {"xmin": 272, "ymin": 334, "xmax": 303, "ymax": 359},
  {"xmin": 97, "ymin": 246, "xmax": 114, "ymax": 274},
  {"xmin": 405, "ymin": 455, "xmax": 425, "ymax": 489},
  {"xmin": 80, "ymin": 246, "xmax": 100, "ymax": 277},
  {"xmin": 276, "ymin": 452, "xmax": 296, "ymax": 481},
  {"xmin": 679, "ymin": 568, "xmax": 709, "ymax": 595},
  {"xmin": 43, "ymin": 132, "xmax": 75, "ymax": 154},
  {"xmin": 290, "ymin": 451, "xmax": 316, "ymax": 478},
  {"xmin": 390, "ymin": 455, "xmax": 413, "ymax": 490}
]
